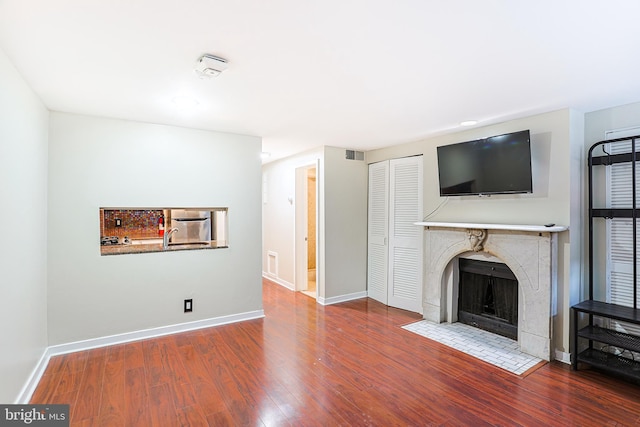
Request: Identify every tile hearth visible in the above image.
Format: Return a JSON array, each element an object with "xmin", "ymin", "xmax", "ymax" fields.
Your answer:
[{"xmin": 403, "ymin": 320, "xmax": 543, "ymax": 375}]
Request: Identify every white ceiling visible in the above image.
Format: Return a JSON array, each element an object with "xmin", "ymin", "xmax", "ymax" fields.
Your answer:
[{"xmin": 2, "ymin": 1, "xmax": 640, "ymax": 162}]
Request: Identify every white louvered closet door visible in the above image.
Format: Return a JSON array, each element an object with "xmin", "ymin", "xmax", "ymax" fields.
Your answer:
[
  {"xmin": 367, "ymin": 161, "xmax": 390, "ymax": 304},
  {"xmin": 387, "ymin": 156, "xmax": 423, "ymax": 313},
  {"xmin": 607, "ymin": 128, "xmax": 640, "ymax": 336}
]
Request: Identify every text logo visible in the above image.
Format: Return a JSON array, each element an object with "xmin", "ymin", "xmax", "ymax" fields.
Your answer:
[{"xmin": 0, "ymin": 405, "xmax": 69, "ymax": 426}]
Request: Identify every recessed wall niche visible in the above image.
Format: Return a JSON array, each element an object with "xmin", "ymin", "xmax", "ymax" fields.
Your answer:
[{"xmin": 99, "ymin": 207, "xmax": 228, "ymax": 255}]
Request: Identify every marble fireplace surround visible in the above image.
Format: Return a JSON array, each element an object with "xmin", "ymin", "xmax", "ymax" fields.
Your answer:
[{"xmin": 415, "ymin": 222, "xmax": 568, "ymax": 361}]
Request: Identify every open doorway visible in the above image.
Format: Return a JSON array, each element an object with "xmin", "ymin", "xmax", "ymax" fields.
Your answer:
[{"xmin": 295, "ymin": 164, "xmax": 318, "ymax": 299}]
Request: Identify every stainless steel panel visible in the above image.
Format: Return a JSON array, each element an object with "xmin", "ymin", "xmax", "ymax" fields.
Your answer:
[{"xmin": 169, "ymin": 210, "xmax": 211, "ymax": 244}]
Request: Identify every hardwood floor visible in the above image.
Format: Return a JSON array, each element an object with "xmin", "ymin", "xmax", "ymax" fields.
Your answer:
[{"xmin": 31, "ymin": 278, "xmax": 640, "ymax": 426}]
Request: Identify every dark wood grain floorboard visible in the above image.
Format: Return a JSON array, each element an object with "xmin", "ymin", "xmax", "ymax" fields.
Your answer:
[
  {"xmin": 72, "ymin": 348, "xmax": 107, "ymax": 423},
  {"xmin": 124, "ymin": 367, "xmax": 149, "ymax": 426},
  {"xmin": 29, "ymin": 278, "xmax": 640, "ymax": 426},
  {"xmin": 97, "ymin": 345, "xmax": 125, "ymax": 427}
]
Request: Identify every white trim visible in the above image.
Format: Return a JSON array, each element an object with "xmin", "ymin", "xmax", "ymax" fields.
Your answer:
[
  {"xmin": 295, "ymin": 164, "xmax": 312, "ymax": 292},
  {"xmin": 263, "ymin": 273, "xmax": 295, "ymax": 290},
  {"xmin": 48, "ymin": 310, "xmax": 265, "ymax": 357},
  {"xmin": 366, "ymin": 290, "xmax": 389, "ymax": 300},
  {"xmin": 554, "ymin": 350, "xmax": 571, "ymax": 365},
  {"xmin": 318, "ymin": 291, "xmax": 367, "ymax": 306},
  {"xmin": 15, "ymin": 349, "xmax": 51, "ymax": 404}
]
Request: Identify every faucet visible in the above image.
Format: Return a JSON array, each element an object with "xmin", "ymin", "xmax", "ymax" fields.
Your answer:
[{"xmin": 163, "ymin": 227, "xmax": 179, "ymax": 249}]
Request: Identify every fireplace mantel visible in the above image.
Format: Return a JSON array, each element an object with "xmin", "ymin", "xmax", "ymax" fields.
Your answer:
[{"xmin": 415, "ymin": 221, "xmax": 568, "ymax": 233}]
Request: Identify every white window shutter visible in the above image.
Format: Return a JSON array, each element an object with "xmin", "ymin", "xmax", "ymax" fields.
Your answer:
[{"xmin": 607, "ymin": 130, "xmax": 640, "ymax": 335}]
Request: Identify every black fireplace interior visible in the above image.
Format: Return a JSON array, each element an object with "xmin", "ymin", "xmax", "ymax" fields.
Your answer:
[{"xmin": 458, "ymin": 258, "xmax": 518, "ymax": 340}]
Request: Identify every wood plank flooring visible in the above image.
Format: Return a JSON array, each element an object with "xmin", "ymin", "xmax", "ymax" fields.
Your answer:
[{"xmin": 31, "ymin": 278, "xmax": 640, "ymax": 426}]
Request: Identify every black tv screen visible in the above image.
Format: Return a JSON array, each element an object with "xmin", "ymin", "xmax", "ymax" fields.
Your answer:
[{"xmin": 437, "ymin": 130, "xmax": 533, "ymax": 196}]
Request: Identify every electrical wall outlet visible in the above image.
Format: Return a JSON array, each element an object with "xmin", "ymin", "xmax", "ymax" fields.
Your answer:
[
  {"xmin": 115, "ymin": 218, "xmax": 122, "ymax": 227},
  {"xmin": 184, "ymin": 299, "xmax": 193, "ymax": 313}
]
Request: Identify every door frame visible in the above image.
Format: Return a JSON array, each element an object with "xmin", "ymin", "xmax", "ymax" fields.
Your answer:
[{"xmin": 295, "ymin": 163, "xmax": 319, "ymax": 293}]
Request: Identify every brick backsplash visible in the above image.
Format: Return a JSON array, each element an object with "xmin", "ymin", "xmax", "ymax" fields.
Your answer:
[{"xmin": 101, "ymin": 209, "xmax": 164, "ymax": 239}]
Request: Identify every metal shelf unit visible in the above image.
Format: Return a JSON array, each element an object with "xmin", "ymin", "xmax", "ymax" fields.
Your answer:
[{"xmin": 572, "ymin": 135, "xmax": 640, "ymax": 382}]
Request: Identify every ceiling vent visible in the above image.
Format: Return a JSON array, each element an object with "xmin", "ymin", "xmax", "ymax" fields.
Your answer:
[
  {"xmin": 345, "ymin": 150, "xmax": 365, "ymax": 161},
  {"xmin": 195, "ymin": 54, "xmax": 228, "ymax": 78}
]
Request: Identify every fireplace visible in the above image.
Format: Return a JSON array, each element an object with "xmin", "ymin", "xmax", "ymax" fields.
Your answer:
[
  {"xmin": 417, "ymin": 222, "xmax": 567, "ymax": 361},
  {"xmin": 458, "ymin": 258, "xmax": 518, "ymax": 340}
]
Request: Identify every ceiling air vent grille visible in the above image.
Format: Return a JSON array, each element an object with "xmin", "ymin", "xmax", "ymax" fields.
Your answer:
[{"xmin": 345, "ymin": 150, "xmax": 365, "ymax": 161}]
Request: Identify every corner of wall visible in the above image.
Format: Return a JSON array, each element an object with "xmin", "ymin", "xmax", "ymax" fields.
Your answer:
[{"xmin": 0, "ymin": 46, "xmax": 50, "ymax": 403}]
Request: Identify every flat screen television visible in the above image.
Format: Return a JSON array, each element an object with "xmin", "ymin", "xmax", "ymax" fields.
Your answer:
[{"xmin": 436, "ymin": 130, "xmax": 533, "ymax": 196}]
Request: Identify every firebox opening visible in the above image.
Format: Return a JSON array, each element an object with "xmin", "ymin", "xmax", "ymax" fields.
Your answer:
[{"xmin": 458, "ymin": 258, "xmax": 518, "ymax": 340}]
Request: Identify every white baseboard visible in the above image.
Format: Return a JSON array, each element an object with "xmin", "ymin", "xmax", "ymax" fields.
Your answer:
[
  {"xmin": 318, "ymin": 291, "xmax": 367, "ymax": 306},
  {"xmin": 18, "ymin": 309, "xmax": 264, "ymax": 403},
  {"xmin": 555, "ymin": 350, "xmax": 571, "ymax": 364},
  {"xmin": 15, "ymin": 349, "xmax": 51, "ymax": 404},
  {"xmin": 262, "ymin": 273, "xmax": 294, "ymax": 290},
  {"xmin": 262, "ymin": 274, "xmax": 366, "ymax": 306},
  {"xmin": 48, "ymin": 310, "xmax": 265, "ymax": 356}
]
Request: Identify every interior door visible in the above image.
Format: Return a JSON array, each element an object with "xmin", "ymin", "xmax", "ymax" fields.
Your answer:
[
  {"xmin": 387, "ymin": 156, "xmax": 423, "ymax": 313},
  {"xmin": 367, "ymin": 161, "xmax": 389, "ymax": 304},
  {"xmin": 295, "ymin": 165, "xmax": 310, "ymax": 291},
  {"xmin": 295, "ymin": 162, "xmax": 320, "ymax": 296}
]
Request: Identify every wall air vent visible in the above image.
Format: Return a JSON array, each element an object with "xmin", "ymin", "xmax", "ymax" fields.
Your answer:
[{"xmin": 345, "ymin": 150, "xmax": 365, "ymax": 161}]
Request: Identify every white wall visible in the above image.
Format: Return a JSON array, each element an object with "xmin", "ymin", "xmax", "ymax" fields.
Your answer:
[
  {"xmin": 262, "ymin": 148, "xmax": 324, "ymax": 295},
  {"xmin": 367, "ymin": 109, "xmax": 582, "ymax": 357},
  {"xmin": 564, "ymin": 110, "xmax": 585, "ymax": 354},
  {"xmin": 262, "ymin": 147, "xmax": 323, "ymax": 289},
  {"xmin": 0, "ymin": 48, "xmax": 49, "ymax": 402},
  {"xmin": 47, "ymin": 113, "xmax": 262, "ymax": 345},
  {"xmin": 323, "ymin": 147, "xmax": 368, "ymax": 299},
  {"xmin": 262, "ymin": 146, "xmax": 368, "ymax": 300},
  {"xmin": 368, "ymin": 110, "xmax": 574, "ymax": 225}
]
